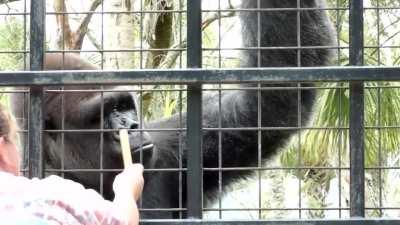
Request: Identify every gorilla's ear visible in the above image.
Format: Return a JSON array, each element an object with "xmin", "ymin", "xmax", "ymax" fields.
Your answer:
[{"xmin": 43, "ymin": 53, "xmax": 98, "ymax": 70}]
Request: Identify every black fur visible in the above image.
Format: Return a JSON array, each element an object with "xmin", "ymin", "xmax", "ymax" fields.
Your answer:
[
  {"xmin": 12, "ymin": 0, "xmax": 335, "ymax": 219},
  {"xmin": 140, "ymin": 0, "xmax": 335, "ymax": 218}
]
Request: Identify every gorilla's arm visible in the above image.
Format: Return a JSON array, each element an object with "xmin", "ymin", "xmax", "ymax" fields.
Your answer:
[{"xmin": 141, "ymin": 0, "xmax": 336, "ymax": 217}]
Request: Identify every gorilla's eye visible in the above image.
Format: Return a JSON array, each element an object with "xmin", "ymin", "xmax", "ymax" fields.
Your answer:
[
  {"xmin": 89, "ymin": 114, "xmax": 101, "ymax": 125},
  {"xmin": 118, "ymin": 102, "xmax": 131, "ymax": 111}
]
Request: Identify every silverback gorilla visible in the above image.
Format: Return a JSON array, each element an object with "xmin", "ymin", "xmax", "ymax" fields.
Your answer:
[{"xmin": 12, "ymin": 0, "xmax": 336, "ymax": 219}]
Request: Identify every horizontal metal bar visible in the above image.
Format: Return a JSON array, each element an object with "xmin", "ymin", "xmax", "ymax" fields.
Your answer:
[
  {"xmin": 139, "ymin": 219, "xmax": 400, "ymax": 225},
  {"xmin": 10, "ymin": 83, "xmax": 400, "ymax": 93},
  {"xmin": 44, "ymin": 165, "xmax": 400, "ymax": 172},
  {"xmin": 45, "ymin": 168, "xmax": 186, "ymax": 172},
  {"xmin": 34, "ymin": 125, "xmax": 400, "ymax": 133},
  {"xmin": 137, "ymin": 206, "xmax": 400, "ymax": 212},
  {"xmin": 2, "ymin": 66, "xmax": 400, "ymax": 85},
  {"xmin": 39, "ymin": 125, "xmax": 400, "ymax": 131},
  {"xmin": 10, "ymin": 83, "xmax": 400, "ymax": 92},
  {"xmin": 45, "ymin": 48, "xmax": 185, "ymax": 52},
  {"xmin": 139, "ymin": 206, "xmax": 354, "ymax": 211},
  {"xmin": 24, "ymin": 84, "xmax": 400, "ymax": 91},
  {"xmin": 0, "ymin": 6, "xmax": 397, "ymax": 17},
  {"xmin": 43, "ymin": 128, "xmax": 186, "ymax": 132},
  {"xmin": 3, "ymin": 44, "xmax": 400, "ymax": 55},
  {"xmin": 203, "ymin": 207, "xmax": 400, "ymax": 211}
]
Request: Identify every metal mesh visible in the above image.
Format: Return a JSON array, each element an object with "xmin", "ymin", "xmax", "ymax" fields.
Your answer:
[{"xmin": 0, "ymin": 0, "xmax": 400, "ymax": 224}]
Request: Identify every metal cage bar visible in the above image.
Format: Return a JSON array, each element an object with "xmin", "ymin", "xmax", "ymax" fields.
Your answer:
[
  {"xmin": 187, "ymin": 0, "xmax": 203, "ymax": 219},
  {"xmin": 349, "ymin": 0, "xmax": 365, "ymax": 217},
  {"xmin": 139, "ymin": 219, "xmax": 400, "ymax": 225},
  {"xmin": 28, "ymin": 0, "xmax": 45, "ymax": 179},
  {"xmin": 3, "ymin": 67, "xmax": 400, "ymax": 86}
]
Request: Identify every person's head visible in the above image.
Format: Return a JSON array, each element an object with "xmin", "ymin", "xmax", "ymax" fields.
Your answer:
[{"xmin": 0, "ymin": 104, "xmax": 19, "ymax": 175}]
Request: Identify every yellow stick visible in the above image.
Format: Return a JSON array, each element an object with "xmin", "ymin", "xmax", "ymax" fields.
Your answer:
[{"xmin": 119, "ymin": 129, "xmax": 132, "ymax": 168}]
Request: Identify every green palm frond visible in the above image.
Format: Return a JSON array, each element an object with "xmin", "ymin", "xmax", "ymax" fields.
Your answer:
[{"xmin": 282, "ymin": 81, "xmax": 400, "ymax": 168}]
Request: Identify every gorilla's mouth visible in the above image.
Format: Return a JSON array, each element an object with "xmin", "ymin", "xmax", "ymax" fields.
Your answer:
[{"xmin": 111, "ymin": 132, "xmax": 154, "ymax": 154}]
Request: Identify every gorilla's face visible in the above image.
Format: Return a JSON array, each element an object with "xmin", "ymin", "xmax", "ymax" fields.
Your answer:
[{"xmin": 43, "ymin": 88, "xmax": 153, "ymax": 187}]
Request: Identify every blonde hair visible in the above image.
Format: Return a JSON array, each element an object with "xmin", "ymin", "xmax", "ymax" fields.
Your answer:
[{"xmin": 0, "ymin": 104, "xmax": 18, "ymax": 143}]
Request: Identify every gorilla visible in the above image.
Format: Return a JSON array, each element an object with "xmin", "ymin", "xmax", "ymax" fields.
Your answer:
[{"xmin": 12, "ymin": 0, "xmax": 336, "ymax": 219}]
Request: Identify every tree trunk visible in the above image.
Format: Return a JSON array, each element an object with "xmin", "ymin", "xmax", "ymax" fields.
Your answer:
[
  {"xmin": 103, "ymin": 0, "xmax": 136, "ymax": 69},
  {"xmin": 144, "ymin": 0, "xmax": 173, "ymax": 69},
  {"xmin": 53, "ymin": 0, "xmax": 103, "ymax": 50}
]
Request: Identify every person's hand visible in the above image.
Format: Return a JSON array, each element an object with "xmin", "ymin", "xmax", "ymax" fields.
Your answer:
[
  {"xmin": 112, "ymin": 163, "xmax": 144, "ymax": 225},
  {"xmin": 113, "ymin": 163, "xmax": 144, "ymax": 201}
]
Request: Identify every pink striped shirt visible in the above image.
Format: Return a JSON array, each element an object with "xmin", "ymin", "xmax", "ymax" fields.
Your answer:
[{"xmin": 0, "ymin": 171, "xmax": 128, "ymax": 225}]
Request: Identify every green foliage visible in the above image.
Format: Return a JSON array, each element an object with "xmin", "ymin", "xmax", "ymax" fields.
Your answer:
[
  {"xmin": 141, "ymin": 85, "xmax": 186, "ymax": 120},
  {"xmin": 281, "ymin": 82, "xmax": 400, "ymax": 217},
  {"xmin": 0, "ymin": 16, "xmax": 24, "ymax": 106},
  {"xmin": 0, "ymin": 16, "xmax": 25, "ymax": 70},
  {"xmin": 276, "ymin": 0, "xmax": 400, "ymax": 217}
]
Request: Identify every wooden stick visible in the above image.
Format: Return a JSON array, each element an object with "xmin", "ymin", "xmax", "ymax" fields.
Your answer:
[{"xmin": 119, "ymin": 129, "xmax": 132, "ymax": 168}]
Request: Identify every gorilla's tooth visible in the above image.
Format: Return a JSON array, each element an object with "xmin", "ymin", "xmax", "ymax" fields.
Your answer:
[
  {"xmin": 133, "ymin": 144, "xmax": 154, "ymax": 153},
  {"xmin": 142, "ymin": 144, "xmax": 154, "ymax": 150}
]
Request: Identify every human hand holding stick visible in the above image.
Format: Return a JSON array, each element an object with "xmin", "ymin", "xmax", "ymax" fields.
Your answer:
[
  {"xmin": 118, "ymin": 129, "xmax": 143, "ymax": 200},
  {"xmin": 113, "ymin": 129, "xmax": 143, "ymax": 225}
]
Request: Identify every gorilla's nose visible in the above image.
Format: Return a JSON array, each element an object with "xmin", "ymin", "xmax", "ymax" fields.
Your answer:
[{"xmin": 122, "ymin": 117, "xmax": 139, "ymax": 130}]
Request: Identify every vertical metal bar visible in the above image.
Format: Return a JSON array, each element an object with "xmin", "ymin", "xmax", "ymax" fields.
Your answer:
[
  {"xmin": 349, "ymin": 0, "xmax": 365, "ymax": 218},
  {"xmin": 187, "ymin": 0, "xmax": 203, "ymax": 219},
  {"xmin": 139, "ymin": 85, "xmax": 144, "ymax": 211},
  {"xmin": 99, "ymin": 91, "xmax": 105, "ymax": 195},
  {"xmin": 376, "ymin": 1, "xmax": 383, "ymax": 216},
  {"xmin": 256, "ymin": 0, "xmax": 262, "ymax": 219},
  {"xmin": 257, "ymin": 83, "xmax": 262, "ymax": 219},
  {"xmin": 218, "ymin": 85, "xmax": 222, "ymax": 219},
  {"xmin": 296, "ymin": 0, "xmax": 302, "ymax": 219},
  {"xmin": 22, "ymin": 0, "xmax": 28, "ymax": 177},
  {"xmin": 187, "ymin": 0, "xmax": 202, "ymax": 69},
  {"xmin": 100, "ymin": 1, "xmax": 104, "ymax": 69},
  {"xmin": 187, "ymin": 85, "xmax": 203, "ymax": 218},
  {"xmin": 179, "ymin": 0, "xmax": 183, "ymax": 67},
  {"xmin": 29, "ymin": 0, "xmax": 46, "ymax": 179},
  {"xmin": 99, "ymin": 3, "xmax": 105, "ymax": 194},
  {"xmin": 30, "ymin": 1, "xmax": 45, "ymax": 71},
  {"xmin": 140, "ymin": 0, "xmax": 144, "ymax": 69},
  {"xmin": 257, "ymin": 0, "xmax": 261, "ymax": 67},
  {"xmin": 179, "ymin": 86, "xmax": 184, "ymax": 219},
  {"xmin": 217, "ymin": 0, "xmax": 222, "ymax": 219},
  {"xmin": 61, "ymin": 89, "xmax": 65, "ymax": 178},
  {"xmin": 336, "ymin": 0, "xmax": 343, "ymax": 218},
  {"xmin": 349, "ymin": 1, "xmax": 364, "ymax": 66},
  {"xmin": 23, "ymin": 0, "xmax": 27, "ymax": 70}
]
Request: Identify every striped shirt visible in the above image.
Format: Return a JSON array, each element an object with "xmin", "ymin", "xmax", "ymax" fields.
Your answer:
[{"xmin": 0, "ymin": 171, "xmax": 128, "ymax": 225}]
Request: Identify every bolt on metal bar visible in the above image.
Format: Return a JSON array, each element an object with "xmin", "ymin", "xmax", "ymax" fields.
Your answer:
[
  {"xmin": 186, "ymin": 0, "xmax": 203, "ymax": 219},
  {"xmin": 349, "ymin": 0, "xmax": 365, "ymax": 218},
  {"xmin": 28, "ymin": 0, "xmax": 45, "ymax": 179}
]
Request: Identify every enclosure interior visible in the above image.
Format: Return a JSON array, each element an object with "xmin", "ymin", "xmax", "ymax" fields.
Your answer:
[{"xmin": 1, "ymin": 0, "xmax": 400, "ymax": 220}]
